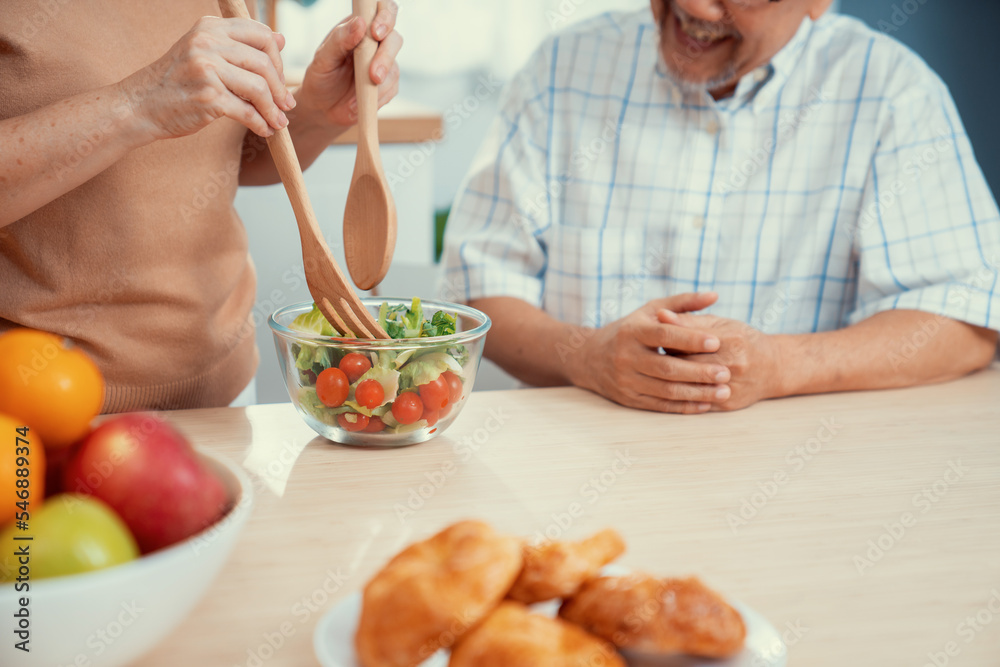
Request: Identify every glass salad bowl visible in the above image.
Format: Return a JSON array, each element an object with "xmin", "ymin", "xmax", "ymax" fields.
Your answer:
[{"xmin": 269, "ymin": 298, "xmax": 491, "ymax": 447}]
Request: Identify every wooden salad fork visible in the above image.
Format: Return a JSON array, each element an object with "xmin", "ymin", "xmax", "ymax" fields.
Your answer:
[{"xmin": 217, "ymin": 0, "xmax": 389, "ymax": 340}]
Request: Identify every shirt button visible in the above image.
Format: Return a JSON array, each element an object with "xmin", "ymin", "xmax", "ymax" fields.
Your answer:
[
  {"xmin": 754, "ymin": 68, "xmax": 769, "ymax": 83},
  {"xmin": 692, "ymin": 216, "xmax": 705, "ymax": 229},
  {"xmin": 705, "ymin": 119, "xmax": 720, "ymax": 135}
]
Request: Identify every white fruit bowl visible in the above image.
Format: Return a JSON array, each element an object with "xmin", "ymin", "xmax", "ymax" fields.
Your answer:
[{"xmin": 0, "ymin": 451, "xmax": 252, "ymax": 667}]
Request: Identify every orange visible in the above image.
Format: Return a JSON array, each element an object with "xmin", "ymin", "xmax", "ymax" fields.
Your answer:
[
  {"xmin": 0, "ymin": 329, "xmax": 104, "ymax": 449},
  {"xmin": 0, "ymin": 412, "xmax": 45, "ymax": 527}
]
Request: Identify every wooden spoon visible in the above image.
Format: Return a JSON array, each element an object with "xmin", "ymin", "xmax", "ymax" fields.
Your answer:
[
  {"xmin": 217, "ymin": 0, "xmax": 389, "ymax": 339},
  {"xmin": 342, "ymin": 0, "xmax": 398, "ymax": 291}
]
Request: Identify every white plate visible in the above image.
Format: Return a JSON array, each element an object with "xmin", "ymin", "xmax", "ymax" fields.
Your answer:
[{"xmin": 314, "ymin": 583, "xmax": 787, "ymax": 667}]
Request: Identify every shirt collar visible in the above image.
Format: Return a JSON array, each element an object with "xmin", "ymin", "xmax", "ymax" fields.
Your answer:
[{"xmin": 748, "ymin": 15, "xmax": 815, "ymax": 112}]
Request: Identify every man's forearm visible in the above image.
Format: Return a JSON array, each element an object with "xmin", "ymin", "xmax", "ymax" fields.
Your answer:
[
  {"xmin": 469, "ymin": 297, "xmax": 585, "ymax": 387},
  {"xmin": 772, "ymin": 310, "xmax": 998, "ymax": 397},
  {"xmin": 238, "ymin": 93, "xmax": 349, "ymax": 186},
  {"xmin": 0, "ymin": 83, "xmax": 154, "ymax": 228}
]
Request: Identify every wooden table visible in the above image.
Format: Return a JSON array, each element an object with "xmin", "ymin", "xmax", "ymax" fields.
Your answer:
[{"xmin": 143, "ymin": 368, "xmax": 1000, "ymax": 666}]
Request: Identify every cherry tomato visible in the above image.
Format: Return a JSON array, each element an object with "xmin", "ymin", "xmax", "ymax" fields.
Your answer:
[
  {"xmin": 364, "ymin": 416, "xmax": 387, "ymax": 433},
  {"xmin": 442, "ymin": 371, "xmax": 464, "ymax": 404},
  {"xmin": 418, "ymin": 376, "xmax": 450, "ymax": 411},
  {"xmin": 423, "ymin": 410, "xmax": 440, "ymax": 427},
  {"xmin": 339, "ymin": 353, "xmax": 372, "ymax": 384},
  {"xmin": 391, "ymin": 392, "xmax": 424, "ymax": 425},
  {"xmin": 337, "ymin": 413, "xmax": 370, "ymax": 432},
  {"xmin": 355, "ymin": 379, "xmax": 385, "ymax": 409},
  {"xmin": 316, "ymin": 368, "xmax": 349, "ymax": 407}
]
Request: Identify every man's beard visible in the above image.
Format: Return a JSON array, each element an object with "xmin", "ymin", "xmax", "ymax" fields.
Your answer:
[{"xmin": 658, "ymin": 0, "xmax": 740, "ymax": 94}]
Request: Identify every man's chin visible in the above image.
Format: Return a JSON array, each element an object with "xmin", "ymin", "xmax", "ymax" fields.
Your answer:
[{"xmin": 664, "ymin": 64, "xmax": 738, "ymax": 95}]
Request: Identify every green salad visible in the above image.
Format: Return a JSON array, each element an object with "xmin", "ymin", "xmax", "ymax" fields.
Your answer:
[{"xmin": 288, "ymin": 298, "xmax": 468, "ymax": 435}]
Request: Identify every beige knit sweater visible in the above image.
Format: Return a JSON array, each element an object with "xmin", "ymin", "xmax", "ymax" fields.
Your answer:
[{"xmin": 0, "ymin": 0, "xmax": 260, "ymax": 412}]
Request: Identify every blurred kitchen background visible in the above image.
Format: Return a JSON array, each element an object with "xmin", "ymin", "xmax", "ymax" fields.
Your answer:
[{"xmin": 239, "ymin": 0, "xmax": 1000, "ymax": 403}]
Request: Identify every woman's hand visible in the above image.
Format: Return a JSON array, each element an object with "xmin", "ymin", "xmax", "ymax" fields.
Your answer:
[
  {"xmin": 295, "ymin": 1, "xmax": 403, "ymax": 130},
  {"xmin": 123, "ymin": 16, "xmax": 294, "ymax": 141}
]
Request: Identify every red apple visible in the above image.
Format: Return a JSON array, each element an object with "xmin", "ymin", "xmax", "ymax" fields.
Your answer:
[
  {"xmin": 44, "ymin": 442, "xmax": 79, "ymax": 498},
  {"xmin": 63, "ymin": 414, "xmax": 230, "ymax": 554}
]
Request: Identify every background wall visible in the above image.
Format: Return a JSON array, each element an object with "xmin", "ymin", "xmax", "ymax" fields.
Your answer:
[
  {"xmin": 245, "ymin": 1, "xmax": 1000, "ymax": 403},
  {"xmin": 839, "ymin": 0, "xmax": 1000, "ymax": 198}
]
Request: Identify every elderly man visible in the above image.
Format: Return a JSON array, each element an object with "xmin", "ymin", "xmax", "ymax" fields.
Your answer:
[
  {"xmin": 0, "ymin": 1, "xmax": 401, "ymax": 411},
  {"xmin": 441, "ymin": 0, "xmax": 1000, "ymax": 414}
]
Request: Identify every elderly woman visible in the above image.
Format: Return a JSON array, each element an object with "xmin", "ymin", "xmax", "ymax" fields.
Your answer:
[{"xmin": 0, "ymin": 1, "xmax": 403, "ymax": 411}]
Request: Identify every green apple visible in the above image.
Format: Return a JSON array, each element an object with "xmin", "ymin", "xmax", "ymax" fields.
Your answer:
[{"xmin": 0, "ymin": 493, "xmax": 138, "ymax": 582}]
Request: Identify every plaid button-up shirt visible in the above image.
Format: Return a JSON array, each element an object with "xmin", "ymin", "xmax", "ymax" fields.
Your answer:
[{"xmin": 440, "ymin": 9, "xmax": 1000, "ymax": 336}]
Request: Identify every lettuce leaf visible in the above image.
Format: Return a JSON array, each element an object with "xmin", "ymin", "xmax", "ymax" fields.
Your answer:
[
  {"xmin": 379, "ymin": 409, "xmax": 428, "ymax": 434},
  {"xmin": 335, "ymin": 401, "xmax": 392, "ymax": 418},
  {"xmin": 353, "ymin": 363, "xmax": 400, "ymax": 407},
  {"xmin": 399, "ymin": 351, "xmax": 464, "ymax": 390},
  {"xmin": 393, "ymin": 349, "xmax": 417, "ymax": 368},
  {"xmin": 294, "ymin": 343, "xmax": 331, "ymax": 372},
  {"xmin": 445, "ymin": 345, "xmax": 469, "ymax": 369},
  {"xmin": 421, "ymin": 309, "xmax": 457, "ymax": 337},
  {"xmin": 379, "ymin": 298, "xmax": 456, "ymax": 339},
  {"xmin": 290, "ymin": 304, "xmax": 337, "ymax": 336},
  {"xmin": 390, "ymin": 419, "xmax": 429, "ymax": 434},
  {"xmin": 381, "ymin": 409, "xmax": 401, "ymax": 429},
  {"xmin": 338, "ymin": 412, "xmax": 366, "ymax": 428},
  {"xmin": 289, "ymin": 306, "xmax": 341, "ymax": 372},
  {"xmin": 297, "ymin": 387, "xmax": 337, "ymax": 425},
  {"xmin": 297, "ymin": 387, "xmax": 390, "ymax": 421},
  {"xmin": 380, "ymin": 297, "xmax": 423, "ymax": 339}
]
